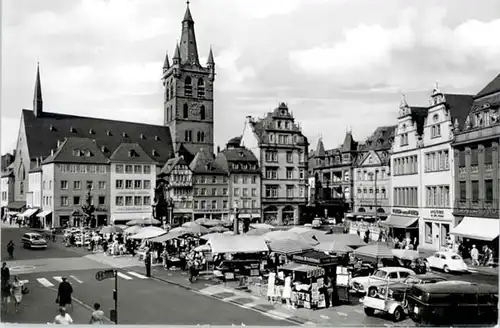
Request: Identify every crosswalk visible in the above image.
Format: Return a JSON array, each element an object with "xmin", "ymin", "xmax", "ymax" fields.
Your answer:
[{"xmin": 24, "ymin": 271, "xmax": 149, "ymax": 288}]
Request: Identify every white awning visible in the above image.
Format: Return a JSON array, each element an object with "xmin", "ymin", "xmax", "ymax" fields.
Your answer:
[
  {"xmin": 20, "ymin": 208, "xmax": 38, "ymax": 218},
  {"xmin": 36, "ymin": 210, "xmax": 52, "ymax": 218},
  {"xmin": 450, "ymin": 217, "xmax": 500, "ymax": 241},
  {"xmin": 239, "ymin": 214, "xmax": 261, "ymax": 219}
]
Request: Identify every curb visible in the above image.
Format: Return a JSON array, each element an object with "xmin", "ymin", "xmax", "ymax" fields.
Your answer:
[{"xmin": 128, "ymin": 268, "xmax": 310, "ymax": 326}]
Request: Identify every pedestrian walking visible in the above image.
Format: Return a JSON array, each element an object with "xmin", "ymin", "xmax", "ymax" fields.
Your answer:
[
  {"xmin": 470, "ymin": 245, "xmax": 480, "ymax": 266},
  {"xmin": 145, "ymin": 250, "xmax": 152, "ymax": 277},
  {"xmin": 1, "ymin": 262, "xmax": 10, "ymax": 283},
  {"xmin": 56, "ymin": 277, "xmax": 73, "ymax": 311},
  {"xmin": 1, "ymin": 279, "xmax": 11, "ymax": 313},
  {"xmin": 6, "ymin": 241, "xmax": 14, "ymax": 260},
  {"xmin": 89, "ymin": 302, "xmax": 105, "ymax": 324},
  {"xmin": 10, "ymin": 276, "xmax": 25, "ymax": 313},
  {"xmin": 53, "ymin": 307, "xmax": 73, "ymax": 324}
]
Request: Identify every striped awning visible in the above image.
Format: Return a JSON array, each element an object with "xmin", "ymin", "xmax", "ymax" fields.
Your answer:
[{"xmin": 267, "ymin": 238, "xmax": 313, "ymax": 255}]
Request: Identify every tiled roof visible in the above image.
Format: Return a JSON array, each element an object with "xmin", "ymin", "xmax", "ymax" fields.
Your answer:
[
  {"xmin": 410, "ymin": 107, "xmax": 429, "ymax": 136},
  {"xmin": 475, "ymin": 73, "xmax": 500, "ymax": 98},
  {"xmin": 357, "ymin": 125, "xmax": 396, "ymax": 152},
  {"xmin": 315, "ymin": 139, "xmax": 326, "ymax": 157},
  {"xmin": 42, "ymin": 137, "xmax": 110, "ymax": 164},
  {"xmin": 216, "ymin": 146, "xmax": 260, "ymax": 174},
  {"xmin": 159, "ymin": 156, "xmax": 188, "ymax": 176},
  {"xmin": 189, "ymin": 148, "xmax": 227, "ymax": 174},
  {"xmin": 109, "ymin": 143, "xmax": 157, "ymax": 164},
  {"xmin": 22, "ymin": 109, "xmax": 174, "ymax": 165},
  {"xmin": 341, "ymin": 132, "xmax": 357, "ymax": 152},
  {"xmin": 443, "ymin": 94, "xmax": 474, "ymax": 129}
]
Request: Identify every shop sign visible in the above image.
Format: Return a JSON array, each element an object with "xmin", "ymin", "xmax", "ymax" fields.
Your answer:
[
  {"xmin": 392, "ymin": 208, "xmax": 419, "ymax": 216},
  {"xmin": 430, "ymin": 210, "xmax": 445, "ymax": 218},
  {"xmin": 193, "ymin": 209, "xmax": 229, "ymax": 213},
  {"xmin": 292, "ymin": 254, "xmax": 339, "ymax": 266},
  {"xmin": 114, "ymin": 206, "xmax": 151, "ymax": 213}
]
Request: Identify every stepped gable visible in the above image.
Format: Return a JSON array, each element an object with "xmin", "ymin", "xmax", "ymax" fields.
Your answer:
[
  {"xmin": 22, "ymin": 109, "xmax": 174, "ymax": 165},
  {"xmin": 42, "ymin": 137, "xmax": 109, "ymax": 164},
  {"xmin": 109, "ymin": 142, "xmax": 157, "ymax": 164},
  {"xmin": 475, "ymin": 73, "xmax": 500, "ymax": 98},
  {"xmin": 189, "ymin": 148, "xmax": 227, "ymax": 175}
]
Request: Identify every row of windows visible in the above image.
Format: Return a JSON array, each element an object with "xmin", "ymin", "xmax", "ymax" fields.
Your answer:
[
  {"xmin": 458, "ymin": 145, "xmax": 494, "ymax": 166},
  {"xmin": 195, "ymin": 176, "xmax": 228, "ymax": 184},
  {"xmin": 265, "ymin": 167, "xmax": 306, "ymax": 180},
  {"xmin": 231, "ymin": 163, "xmax": 258, "ymax": 171},
  {"xmin": 1, "ymin": 191, "xmax": 7, "ymax": 201},
  {"xmin": 115, "ymin": 180, "xmax": 151, "ymax": 190},
  {"xmin": 170, "ymin": 174, "xmax": 191, "ymax": 183},
  {"xmin": 430, "ymin": 124, "xmax": 441, "ymax": 138},
  {"xmin": 320, "ymin": 171, "xmax": 349, "ymax": 183},
  {"xmin": 393, "ymin": 155, "xmax": 418, "ymax": 175},
  {"xmin": 184, "ymin": 130, "xmax": 206, "ymax": 142},
  {"xmin": 59, "ymin": 164, "xmax": 107, "ymax": 174},
  {"xmin": 194, "ymin": 188, "xmax": 228, "ymax": 196},
  {"xmin": 393, "ymin": 187, "xmax": 419, "ymax": 207},
  {"xmin": 115, "ymin": 196, "xmax": 151, "ymax": 206},
  {"xmin": 264, "ymin": 151, "xmax": 301, "ymax": 164},
  {"xmin": 173, "ymin": 189, "xmax": 191, "ymax": 197},
  {"xmin": 458, "ymin": 180, "xmax": 495, "ymax": 202},
  {"xmin": 165, "ymin": 77, "xmax": 206, "ymax": 100},
  {"xmin": 356, "ymin": 169, "xmax": 388, "ymax": 181},
  {"xmin": 356, "ymin": 188, "xmax": 387, "ymax": 198},
  {"xmin": 265, "ymin": 185, "xmax": 305, "ymax": 198},
  {"xmin": 194, "ymin": 200, "xmax": 229, "ymax": 210},
  {"xmin": 116, "ymin": 165, "xmax": 151, "ymax": 174},
  {"xmin": 233, "ymin": 175, "xmax": 257, "ymax": 184},
  {"xmin": 233, "ymin": 188, "xmax": 258, "ymax": 197},
  {"xmin": 268, "ymin": 133, "xmax": 301, "ymax": 146},
  {"xmin": 425, "ymin": 185, "xmax": 450, "ymax": 207},
  {"xmin": 60, "ymin": 195, "xmax": 106, "ymax": 207},
  {"xmin": 58, "ymin": 180, "xmax": 107, "ymax": 190},
  {"xmin": 424, "ymin": 150, "xmax": 449, "ymax": 172}
]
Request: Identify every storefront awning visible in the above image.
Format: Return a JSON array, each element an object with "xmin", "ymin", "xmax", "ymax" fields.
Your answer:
[
  {"xmin": 209, "ymin": 235, "xmax": 269, "ymax": 254},
  {"xmin": 20, "ymin": 208, "xmax": 38, "ymax": 218},
  {"xmin": 7, "ymin": 201, "xmax": 25, "ymax": 210},
  {"xmin": 450, "ymin": 217, "xmax": 500, "ymax": 241},
  {"xmin": 239, "ymin": 214, "xmax": 261, "ymax": 219},
  {"xmin": 383, "ymin": 215, "xmax": 418, "ymax": 229},
  {"xmin": 36, "ymin": 210, "xmax": 52, "ymax": 218}
]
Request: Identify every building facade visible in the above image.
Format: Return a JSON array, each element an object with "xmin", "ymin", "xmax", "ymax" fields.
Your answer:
[
  {"xmin": 1, "ymin": 169, "xmax": 15, "ymax": 219},
  {"xmin": 241, "ymin": 103, "xmax": 309, "ymax": 225},
  {"xmin": 216, "ymin": 137, "xmax": 261, "ymax": 222},
  {"xmin": 163, "ymin": 4, "xmax": 216, "ymax": 160},
  {"xmin": 190, "ymin": 149, "xmax": 229, "ymax": 220},
  {"xmin": 451, "ymin": 73, "xmax": 500, "ymax": 246},
  {"xmin": 109, "ymin": 143, "xmax": 156, "ymax": 225},
  {"xmin": 352, "ymin": 126, "xmax": 396, "ymax": 219},
  {"xmin": 158, "ymin": 156, "xmax": 193, "ymax": 226}
]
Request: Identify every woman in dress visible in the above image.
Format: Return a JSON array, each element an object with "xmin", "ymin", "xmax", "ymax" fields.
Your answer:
[
  {"xmin": 10, "ymin": 276, "xmax": 24, "ymax": 312},
  {"xmin": 282, "ymin": 274, "xmax": 293, "ymax": 308}
]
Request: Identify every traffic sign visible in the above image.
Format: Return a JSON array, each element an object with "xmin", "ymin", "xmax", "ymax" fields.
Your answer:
[{"xmin": 95, "ymin": 269, "xmax": 115, "ymax": 281}]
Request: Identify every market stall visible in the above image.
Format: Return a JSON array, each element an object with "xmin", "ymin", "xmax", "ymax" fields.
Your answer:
[{"xmin": 280, "ymin": 262, "xmax": 326, "ymax": 309}]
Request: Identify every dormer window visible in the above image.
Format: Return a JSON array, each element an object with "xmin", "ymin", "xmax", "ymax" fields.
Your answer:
[
  {"xmin": 155, "ymin": 136, "xmax": 160, "ymax": 141},
  {"xmin": 49, "ymin": 125, "xmax": 56, "ymax": 131},
  {"xmin": 106, "ymin": 130, "xmax": 112, "ymax": 136},
  {"xmin": 238, "ymin": 152, "xmax": 245, "ymax": 158},
  {"xmin": 122, "ymin": 132, "xmax": 128, "ymax": 138},
  {"xmin": 73, "ymin": 149, "xmax": 81, "ymax": 156},
  {"xmin": 85, "ymin": 150, "xmax": 92, "ymax": 157},
  {"xmin": 101, "ymin": 146, "xmax": 108, "ymax": 153},
  {"xmin": 89, "ymin": 129, "xmax": 95, "ymax": 135},
  {"xmin": 277, "ymin": 121, "xmax": 282, "ymax": 129},
  {"xmin": 151, "ymin": 149, "xmax": 158, "ymax": 156},
  {"xmin": 433, "ymin": 114, "xmax": 439, "ymax": 122},
  {"xmin": 140, "ymin": 134, "xmax": 146, "ymax": 140},
  {"xmin": 377, "ymin": 139, "xmax": 382, "ymax": 146},
  {"xmin": 129, "ymin": 150, "xmax": 138, "ymax": 157},
  {"xmin": 69, "ymin": 126, "xmax": 76, "ymax": 133}
]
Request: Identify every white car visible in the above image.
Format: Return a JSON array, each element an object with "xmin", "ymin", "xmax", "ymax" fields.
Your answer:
[
  {"xmin": 426, "ymin": 251, "xmax": 468, "ymax": 273},
  {"xmin": 350, "ymin": 267, "xmax": 416, "ymax": 297}
]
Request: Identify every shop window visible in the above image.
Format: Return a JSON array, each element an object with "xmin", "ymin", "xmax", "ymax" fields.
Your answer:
[
  {"xmin": 440, "ymin": 224, "xmax": 449, "ymax": 247},
  {"xmin": 425, "ymin": 222, "xmax": 432, "ymax": 244},
  {"xmin": 459, "ymin": 181, "xmax": 466, "ymax": 200}
]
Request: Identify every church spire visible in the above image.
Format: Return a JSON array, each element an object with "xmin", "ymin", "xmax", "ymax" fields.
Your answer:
[
  {"xmin": 179, "ymin": 1, "xmax": 199, "ymax": 65},
  {"xmin": 207, "ymin": 47, "xmax": 214, "ymax": 65},
  {"xmin": 163, "ymin": 51, "xmax": 170, "ymax": 72},
  {"xmin": 33, "ymin": 62, "xmax": 43, "ymax": 118}
]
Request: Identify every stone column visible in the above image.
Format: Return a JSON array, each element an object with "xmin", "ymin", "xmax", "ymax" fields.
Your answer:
[
  {"xmin": 453, "ymin": 148, "xmax": 460, "ymax": 207},
  {"xmin": 492, "ymin": 142, "xmax": 499, "ymax": 208},
  {"xmin": 465, "ymin": 147, "xmax": 472, "ymax": 202},
  {"xmin": 478, "ymin": 144, "xmax": 485, "ymax": 202}
]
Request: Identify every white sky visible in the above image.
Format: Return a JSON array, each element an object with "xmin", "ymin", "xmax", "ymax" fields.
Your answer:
[{"xmin": 2, "ymin": 0, "xmax": 500, "ymax": 154}]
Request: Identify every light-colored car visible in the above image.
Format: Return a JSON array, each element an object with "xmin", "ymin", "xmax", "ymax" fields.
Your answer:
[
  {"xmin": 426, "ymin": 251, "xmax": 468, "ymax": 273},
  {"xmin": 22, "ymin": 232, "xmax": 48, "ymax": 249},
  {"xmin": 351, "ymin": 267, "xmax": 416, "ymax": 297}
]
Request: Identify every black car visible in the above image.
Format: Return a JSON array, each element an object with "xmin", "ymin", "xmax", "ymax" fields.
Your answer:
[{"xmin": 378, "ymin": 273, "xmax": 447, "ymax": 301}]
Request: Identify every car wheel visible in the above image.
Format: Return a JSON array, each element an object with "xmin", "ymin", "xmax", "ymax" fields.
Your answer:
[
  {"xmin": 368, "ymin": 287, "xmax": 377, "ymax": 298},
  {"xmin": 364, "ymin": 307, "xmax": 375, "ymax": 316},
  {"xmin": 393, "ymin": 306, "xmax": 404, "ymax": 322},
  {"xmin": 443, "ymin": 265, "xmax": 450, "ymax": 273}
]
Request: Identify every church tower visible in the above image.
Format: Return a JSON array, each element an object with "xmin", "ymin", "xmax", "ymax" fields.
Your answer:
[{"xmin": 163, "ymin": 2, "xmax": 216, "ymax": 159}]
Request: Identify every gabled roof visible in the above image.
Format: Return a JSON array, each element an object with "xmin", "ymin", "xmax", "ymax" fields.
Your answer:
[
  {"xmin": 159, "ymin": 156, "xmax": 188, "ymax": 176},
  {"xmin": 356, "ymin": 150, "xmax": 383, "ymax": 167},
  {"xmin": 475, "ymin": 73, "xmax": 500, "ymax": 99},
  {"xmin": 41, "ymin": 137, "xmax": 109, "ymax": 164},
  {"xmin": 443, "ymin": 94, "xmax": 474, "ymax": 129},
  {"xmin": 189, "ymin": 148, "xmax": 227, "ymax": 175},
  {"xmin": 22, "ymin": 109, "xmax": 174, "ymax": 165},
  {"xmin": 216, "ymin": 146, "xmax": 259, "ymax": 174},
  {"xmin": 109, "ymin": 143, "xmax": 157, "ymax": 164},
  {"xmin": 410, "ymin": 107, "xmax": 428, "ymax": 136},
  {"xmin": 1, "ymin": 168, "xmax": 14, "ymax": 178}
]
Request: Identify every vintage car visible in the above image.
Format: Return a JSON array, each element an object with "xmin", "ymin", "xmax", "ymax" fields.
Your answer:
[
  {"xmin": 426, "ymin": 251, "xmax": 468, "ymax": 273},
  {"xmin": 350, "ymin": 267, "xmax": 416, "ymax": 297},
  {"xmin": 22, "ymin": 232, "xmax": 48, "ymax": 249}
]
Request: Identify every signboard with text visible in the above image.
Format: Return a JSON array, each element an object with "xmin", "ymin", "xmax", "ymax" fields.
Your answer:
[{"xmin": 392, "ymin": 208, "xmax": 419, "ymax": 216}]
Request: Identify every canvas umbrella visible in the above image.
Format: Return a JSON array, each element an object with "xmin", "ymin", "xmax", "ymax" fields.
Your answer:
[
  {"xmin": 246, "ymin": 228, "xmax": 269, "ymax": 236},
  {"xmin": 169, "ymin": 226, "xmax": 191, "ymax": 234},
  {"xmin": 129, "ymin": 226, "xmax": 167, "ymax": 240},
  {"xmin": 354, "ymin": 243, "xmax": 394, "ymax": 260},
  {"xmin": 194, "ymin": 244, "xmax": 211, "ymax": 252},
  {"xmin": 267, "ymin": 238, "xmax": 313, "ymax": 255},
  {"xmin": 185, "ymin": 223, "xmax": 209, "ymax": 235},
  {"xmin": 124, "ymin": 225, "xmax": 143, "ymax": 235},
  {"xmin": 263, "ymin": 230, "xmax": 319, "ymax": 246},
  {"xmin": 194, "ymin": 218, "xmax": 222, "ymax": 227},
  {"xmin": 315, "ymin": 241, "xmax": 353, "ymax": 254},
  {"xmin": 250, "ymin": 223, "xmax": 274, "ymax": 230},
  {"xmin": 100, "ymin": 226, "xmax": 123, "ymax": 234},
  {"xmin": 200, "ymin": 232, "xmax": 224, "ymax": 241},
  {"xmin": 208, "ymin": 226, "xmax": 228, "ymax": 233},
  {"xmin": 391, "ymin": 249, "xmax": 420, "ymax": 261},
  {"xmin": 126, "ymin": 219, "xmax": 143, "ymax": 226}
]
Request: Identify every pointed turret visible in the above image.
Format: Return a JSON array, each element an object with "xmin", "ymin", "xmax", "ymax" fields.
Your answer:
[
  {"xmin": 33, "ymin": 62, "xmax": 43, "ymax": 118},
  {"xmin": 399, "ymin": 94, "xmax": 408, "ymax": 109},
  {"xmin": 163, "ymin": 51, "xmax": 170, "ymax": 72},
  {"xmin": 341, "ymin": 131, "xmax": 356, "ymax": 153},
  {"xmin": 179, "ymin": 1, "xmax": 199, "ymax": 65},
  {"xmin": 207, "ymin": 47, "xmax": 214, "ymax": 66},
  {"xmin": 172, "ymin": 43, "xmax": 181, "ymax": 64},
  {"xmin": 398, "ymin": 93, "xmax": 411, "ymax": 118},
  {"xmin": 315, "ymin": 139, "xmax": 326, "ymax": 158}
]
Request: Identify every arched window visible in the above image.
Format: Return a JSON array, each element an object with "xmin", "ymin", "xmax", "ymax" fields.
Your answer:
[
  {"xmin": 166, "ymin": 81, "xmax": 170, "ymax": 101},
  {"xmin": 197, "ymin": 79, "xmax": 205, "ymax": 97},
  {"xmin": 200, "ymin": 105, "xmax": 205, "ymax": 120},
  {"xmin": 184, "ymin": 76, "xmax": 192, "ymax": 96},
  {"xmin": 185, "ymin": 130, "xmax": 189, "ymax": 142},
  {"xmin": 197, "ymin": 131, "xmax": 201, "ymax": 142},
  {"xmin": 19, "ymin": 163, "xmax": 25, "ymax": 180},
  {"xmin": 170, "ymin": 83, "xmax": 174, "ymax": 98},
  {"xmin": 201, "ymin": 132, "xmax": 205, "ymax": 142},
  {"xmin": 183, "ymin": 104, "xmax": 188, "ymax": 118}
]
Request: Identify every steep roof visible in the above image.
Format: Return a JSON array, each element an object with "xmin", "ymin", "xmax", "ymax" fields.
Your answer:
[
  {"xmin": 443, "ymin": 94, "xmax": 474, "ymax": 129},
  {"xmin": 109, "ymin": 143, "xmax": 157, "ymax": 164},
  {"xmin": 475, "ymin": 73, "xmax": 500, "ymax": 99},
  {"xmin": 22, "ymin": 109, "xmax": 174, "ymax": 165},
  {"xmin": 315, "ymin": 139, "xmax": 326, "ymax": 157},
  {"xmin": 341, "ymin": 132, "xmax": 357, "ymax": 152},
  {"xmin": 357, "ymin": 125, "xmax": 396, "ymax": 152},
  {"xmin": 159, "ymin": 156, "xmax": 188, "ymax": 176},
  {"xmin": 410, "ymin": 107, "xmax": 428, "ymax": 136},
  {"xmin": 42, "ymin": 137, "xmax": 109, "ymax": 164},
  {"xmin": 216, "ymin": 145, "xmax": 259, "ymax": 174},
  {"xmin": 189, "ymin": 148, "xmax": 227, "ymax": 174}
]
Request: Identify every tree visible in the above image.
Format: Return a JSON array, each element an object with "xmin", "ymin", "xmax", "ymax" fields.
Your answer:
[{"xmin": 81, "ymin": 187, "xmax": 95, "ymax": 227}]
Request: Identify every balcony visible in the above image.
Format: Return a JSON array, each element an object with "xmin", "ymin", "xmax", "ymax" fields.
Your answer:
[{"xmin": 453, "ymin": 199, "xmax": 499, "ymax": 218}]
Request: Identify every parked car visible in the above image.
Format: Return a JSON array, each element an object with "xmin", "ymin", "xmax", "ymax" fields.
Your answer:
[
  {"xmin": 21, "ymin": 232, "xmax": 48, "ymax": 249},
  {"xmin": 350, "ymin": 267, "xmax": 416, "ymax": 297},
  {"xmin": 378, "ymin": 273, "xmax": 447, "ymax": 300},
  {"xmin": 426, "ymin": 251, "xmax": 468, "ymax": 273}
]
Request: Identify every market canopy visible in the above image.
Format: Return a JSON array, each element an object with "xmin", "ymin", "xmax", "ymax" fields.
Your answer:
[
  {"xmin": 194, "ymin": 218, "xmax": 223, "ymax": 227},
  {"xmin": 292, "ymin": 250, "xmax": 339, "ymax": 266},
  {"xmin": 36, "ymin": 210, "xmax": 52, "ymax": 218},
  {"xmin": 354, "ymin": 243, "xmax": 394, "ymax": 260},
  {"xmin": 129, "ymin": 226, "xmax": 167, "ymax": 240},
  {"xmin": 391, "ymin": 249, "xmax": 419, "ymax": 261},
  {"xmin": 314, "ymin": 241, "xmax": 353, "ymax": 254},
  {"xmin": 246, "ymin": 228, "xmax": 269, "ymax": 236},
  {"xmin": 280, "ymin": 262, "xmax": 325, "ymax": 276},
  {"xmin": 100, "ymin": 226, "xmax": 123, "ymax": 234},
  {"xmin": 382, "ymin": 215, "xmax": 418, "ymax": 229},
  {"xmin": 315, "ymin": 233, "xmax": 367, "ymax": 248},
  {"xmin": 149, "ymin": 229, "xmax": 190, "ymax": 242},
  {"xmin": 267, "ymin": 238, "xmax": 313, "ymax": 255},
  {"xmin": 124, "ymin": 225, "xmax": 143, "ymax": 235},
  {"xmin": 182, "ymin": 223, "xmax": 209, "ymax": 235},
  {"xmin": 450, "ymin": 217, "xmax": 499, "ymax": 241},
  {"xmin": 208, "ymin": 235, "xmax": 269, "ymax": 254},
  {"xmin": 250, "ymin": 223, "xmax": 274, "ymax": 230},
  {"xmin": 263, "ymin": 230, "xmax": 319, "ymax": 246},
  {"xmin": 287, "ymin": 226, "xmax": 320, "ymax": 241}
]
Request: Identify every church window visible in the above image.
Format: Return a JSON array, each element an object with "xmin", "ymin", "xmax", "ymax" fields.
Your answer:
[
  {"xmin": 184, "ymin": 77, "xmax": 192, "ymax": 96},
  {"xmin": 200, "ymin": 105, "xmax": 205, "ymax": 120},
  {"xmin": 183, "ymin": 104, "xmax": 188, "ymax": 118},
  {"xmin": 197, "ymin": 131, "xmax": 201, "ymax": 142},
  {"xmin": 197, "ymin": 79, "xmax": 205, "ymax": 97},
  {"xmin": 197, "ymin": 131, "xmax": 205, "ymax": 143},
  {"xmin": 170, "ymin": 83, "xmax": 174, "ymax": 98},
  {"xmin": 184, "ymin": 130, "xmax": 192, "ymax": 142},
  {"xmin": 166, "ymin": 81, "xmax": 170, "ymax": 100},
  {"xmin": 201, "ymin": 132, "xmax": 205, "ymax": 142}
]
